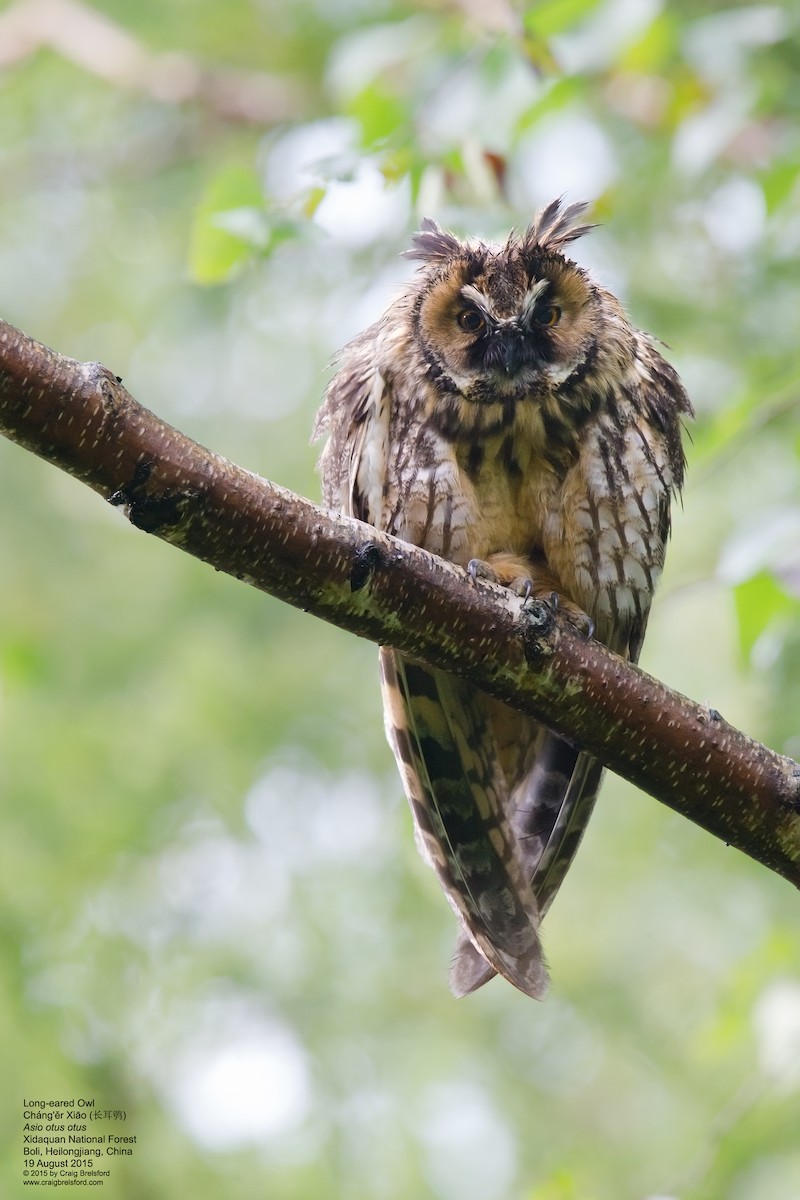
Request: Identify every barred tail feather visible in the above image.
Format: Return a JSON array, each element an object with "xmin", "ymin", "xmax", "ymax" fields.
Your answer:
[
  {"xmin": 529, "ymin": 744, "xmax": 605, "ymax": 913},
  {"xmin": 449, "ymin": 736, "xmax": 604, "ymax": 995},
  {"xmin": 379, "ymin": 648, "xmax": 548, "ymax": 1000}
]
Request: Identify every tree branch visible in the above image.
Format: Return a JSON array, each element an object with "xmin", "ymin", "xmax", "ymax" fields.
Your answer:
[
  {"xmin": 0, "ymin": 0, "xmax": 308, "ymax": 125},
  {"xmin": 1, "ymin": 316, "xmax": 799, "ymax": 887}
]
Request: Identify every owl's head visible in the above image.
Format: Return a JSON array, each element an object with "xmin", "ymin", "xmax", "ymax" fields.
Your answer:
[{"xmin": 406, "ymin": 200, "xmax": 605, "ymax": 399}]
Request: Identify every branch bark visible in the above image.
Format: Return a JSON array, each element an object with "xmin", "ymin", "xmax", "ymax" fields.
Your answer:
[{"xmin": 1, "ymin": 317, "xmax": 799, "ymax": 886}]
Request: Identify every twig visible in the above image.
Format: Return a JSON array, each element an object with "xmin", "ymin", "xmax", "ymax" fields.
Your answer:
[{"xmin": 0, "ymin": 0, "xmax": 307, "ymax": 124}]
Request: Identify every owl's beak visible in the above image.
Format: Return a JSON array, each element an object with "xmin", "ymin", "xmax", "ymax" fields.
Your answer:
[{"xmin": 494, "ymin": 330, "xmax": 525, "ymax": 377}]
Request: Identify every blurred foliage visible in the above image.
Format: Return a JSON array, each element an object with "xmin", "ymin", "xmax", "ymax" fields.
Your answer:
[{"xmin": 1, "ymin": 1, "xmax": 800, "ymax": 1198}]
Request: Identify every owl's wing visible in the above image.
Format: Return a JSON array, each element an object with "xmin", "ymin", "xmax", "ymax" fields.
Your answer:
[
  {"xmin": 313, "ymin": 326, "xmax": 391, "ymax": 522},
  {"xmin": 317, "ymin": 343, "xmax": 547, "ymax": 999}
]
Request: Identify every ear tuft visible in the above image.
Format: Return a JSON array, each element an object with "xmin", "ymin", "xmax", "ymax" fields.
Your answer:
[
  {"xmin": 404, "ymin": 217, "xmax": 466, "ymax": 264},
  {"xmin": 521, "ymin": 198, "xmax": 595, "ymax": 254}
]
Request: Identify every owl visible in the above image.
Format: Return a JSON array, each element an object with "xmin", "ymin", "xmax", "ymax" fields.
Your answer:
[{"xmin": 314, "ymin": 199, "xmax": 692, "ymax": 999}]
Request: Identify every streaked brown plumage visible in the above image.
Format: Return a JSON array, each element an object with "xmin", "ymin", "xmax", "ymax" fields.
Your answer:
[{"xmin": 314, "ymin": 200, "xmax": 692, "ymax": 999}]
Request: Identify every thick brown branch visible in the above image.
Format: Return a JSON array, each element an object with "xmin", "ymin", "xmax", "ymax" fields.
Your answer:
[{"xmin": 1, "ymin": 317, "xmax": 799, "ymax": 886}]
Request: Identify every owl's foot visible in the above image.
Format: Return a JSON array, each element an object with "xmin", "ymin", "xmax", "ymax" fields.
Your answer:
[
  {"xmin": 468, "ymin": 554, "xmax": 533, "ymax": 599},
  {"xmin": 468, "ymin": 553, "xmax": 593, "ymax": 640},
  {"xmin": 542, "ymin": 590, "xmax": 595, "ymax": 641}
]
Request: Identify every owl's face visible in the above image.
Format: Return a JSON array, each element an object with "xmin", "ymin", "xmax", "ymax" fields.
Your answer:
[{"xmin": 408, "ymin": 214, "xmax": 602, "ymax": 402}]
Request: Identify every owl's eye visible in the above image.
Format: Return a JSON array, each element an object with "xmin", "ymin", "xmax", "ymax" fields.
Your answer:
[
  {"xmin": 457, "ymin": 309, "xmax": 486, "ymax": 334},
  {"xmin": 536, "ymin": 304, "xmax": 561, "ymax": 328}
]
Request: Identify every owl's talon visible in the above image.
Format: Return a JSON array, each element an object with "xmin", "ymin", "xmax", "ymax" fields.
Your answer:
[
  {"xmin": 531, "ymin": 589, "xmax": 593, "ymax": 639},
  {"xmin": 467, "ymin": 558, "xmax": 492, "ymax": 585},
  {"xmin": 468, "ymin": 557, "xmax": 533, "ymax": 597},
  {"xmin": 561, "ymin": 607, "xmax": 594, "ymax": 639}
]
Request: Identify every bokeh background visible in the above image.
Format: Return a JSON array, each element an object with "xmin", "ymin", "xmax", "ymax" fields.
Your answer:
[{"xmin": 2, "ymin": 1, "xmax": 800, "ymax": 1197}]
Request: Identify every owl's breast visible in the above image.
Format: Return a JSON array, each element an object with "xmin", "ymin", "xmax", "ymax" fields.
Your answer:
[{"xmin": 454, "ymin": 435, "xmax": 561, "ymax": 562}]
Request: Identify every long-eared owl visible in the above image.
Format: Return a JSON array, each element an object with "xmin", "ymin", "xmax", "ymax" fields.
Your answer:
[{"xmin": 314, "ymin": 200, "xmax": 692, "ymax": 999}]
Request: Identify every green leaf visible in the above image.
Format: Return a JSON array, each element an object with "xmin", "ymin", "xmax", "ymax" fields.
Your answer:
[
  {"xmin": 524, "ymin": 0, "xmax": 601, "ymax": 39},
  {"xmin": 0, "ymin": 636, "xmax": 49, "ymax": 685},
  {"xmin": 302, "ymin": 185, "xmax": 327, "ymax": 217},
  {"xmin": 760, "ymin": 159, "xmax": 800, "ymax": 214},
  {"xmin": 514, "ymin": 76, "xmax": 586, "ymax": 135},
  {"xmin": 527, "ymin": 1171, "xmax": 586, "ymax": 1200},
  {"xmin": 620, "ymin": 11, "xmax": 678, "ymax": 72},
  {"xmin": 348, "ymin": 82, "xmax": 409, "ymax": 148},
  {"xmin": 188, "ymin": 164, "xmax": 265, "ymax": 285},
  {"xmin": 733, "ymin": 571, "xmax": 797, "ymax": 663}
]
